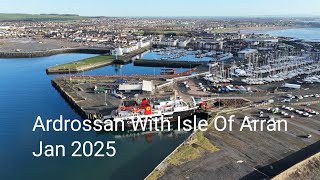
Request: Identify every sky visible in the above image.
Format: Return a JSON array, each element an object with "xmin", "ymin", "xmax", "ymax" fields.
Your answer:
[{"xmin": 0, "ymin": 0, "xmax": 319, "ymax": 17}]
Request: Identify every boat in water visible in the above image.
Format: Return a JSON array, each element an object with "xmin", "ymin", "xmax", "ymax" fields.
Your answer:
[
  {"xmin": 160, "ymin": 68, "xmax": 176, "ymax": 75},
  {"xmin": 103, "ymin": 96, "xmax": 199, "ymax": 128}
]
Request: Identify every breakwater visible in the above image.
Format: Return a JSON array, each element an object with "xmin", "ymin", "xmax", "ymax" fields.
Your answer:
[
  {"xmin": 46, "ymin": 59, "xmax": 114, "ymax": 74},
  {"xmin": 134, "ymin": 59, "xmax": 206, "ymax": 68},
  {"xmin": 0, "ymin": 47, "xmax": 110, "ymax": 58}
]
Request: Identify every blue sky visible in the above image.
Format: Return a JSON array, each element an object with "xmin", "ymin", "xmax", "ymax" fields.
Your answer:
[{"xmin": 0, "ymin": 0, "xmax": 319, "ymax": 17}]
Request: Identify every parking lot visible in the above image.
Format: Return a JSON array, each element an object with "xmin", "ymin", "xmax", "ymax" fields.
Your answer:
[{"xmin": 160, "ymin": 94, "xmax": 320, "ymax": 179}]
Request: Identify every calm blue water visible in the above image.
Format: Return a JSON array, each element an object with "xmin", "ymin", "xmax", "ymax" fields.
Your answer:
[
  {"xmin": 302, "ymin": 20, "xmax": 320, "ymax": 24},
  {"xmin": 0, "ymin": 53, "xmax": 190, "ymax": 180},
  {"xmin": 241, "ymin": 28, "xmax": 320, "ymax": 42},
  {"xmin": 142, "ymin": 51, "xmax": 212, "ymax": 62},
  {"xmin": 84, "ymin": 62, "xmax": 188, "ymax": 75}
]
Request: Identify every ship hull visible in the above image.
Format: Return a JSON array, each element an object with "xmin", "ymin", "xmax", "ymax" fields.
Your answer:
[{"xmin": 110, "ymin": 109, "xmax": 196, "ymax": 128}]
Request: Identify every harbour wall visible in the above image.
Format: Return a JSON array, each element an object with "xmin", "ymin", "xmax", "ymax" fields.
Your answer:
[
  {"xmin": 272, "ymin": 152, "xmax": 320, "ymax": 180},
  {"xmin": 242, "ymin": 140, "xmax": 320, "ymax": 179},
  {"xmin": 134, "ymin": 59, "xmax": 207, "ymax": 68},
  {"xmin": 46, "ymin": 60, "xmax": 114, "ymax": 74},
  {"xmin": 0, "ymin": 47, "xmax": 110, "ymax": 58}
]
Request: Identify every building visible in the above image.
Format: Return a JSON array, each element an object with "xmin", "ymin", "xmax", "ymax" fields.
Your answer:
[
  {"xmin": 152, "ymin": 37, "xmax": 179, "ymax": 47},
  {"xmin": 244, "ymin": 37, "xmax": 279, "ymax": 46},
  {"xmin": 112, "ymin": 47, "xmax": 124, "ymax": 56},
  {"xmin": 193, "ymin": 38, "xmax": 224, "ymax": 50},
  {"xmin": 111, "ymin": 40, "xmax": 151, "ymax": 56},
  {"xmin": 237, "ymin": 48, "xmax": 258, "ymax": 59},
  {"xmin": 177, "ymin": 38, "xmax": 191, "ymax": 47},
  {"xmin": 118, "ymin": 80, "xmax": 154, "ymax": 94}
]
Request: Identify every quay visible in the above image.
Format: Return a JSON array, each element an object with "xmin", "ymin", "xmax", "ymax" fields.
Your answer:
[
  {"xmin": 146, "ymin": 97, "xmax": 320, "ymax": 179},
  {"xmin": 51, "ymin": 74, "xmax": 179, "ymax": 120},
  {"xmin": 51, "ymin": 78, "xmax": 90, "ymax": 119},
  {"xmin": 51, "ymin": 69, "xmax": 209, "ymax": 121},
  {"xmin": 52, "ymin": 76, "xmax": 122, "ymax": 120}
]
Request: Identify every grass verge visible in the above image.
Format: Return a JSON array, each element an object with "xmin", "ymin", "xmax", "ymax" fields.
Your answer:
[
  {"xmin": 167, "ymin": 131, "xmax": 219, "ymax": 166},
  {"xmin": 53, "ymin": 55, "xmax": 114, "ymax": 69}
]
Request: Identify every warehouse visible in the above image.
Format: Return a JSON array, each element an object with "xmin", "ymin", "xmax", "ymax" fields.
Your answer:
[{"xmin": 118, "ymin": 80, "xmax": 154, "ymax": 94}]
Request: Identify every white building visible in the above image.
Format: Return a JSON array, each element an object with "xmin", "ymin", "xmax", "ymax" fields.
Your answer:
[
  {"xmin": 244, "ymin": 37, "xmax": 279, "ymax": 46},
  {"xmin": 112, "ymin": 40, "xmax": 151, "ymax": 56},
  {"xmin": 118, "ymin": 80, "xmax": 154, "ymax": 93},
  {"xmin": 138, "ymin": 40, "xmax": 151, "ymax": 48},
  {"xmin": 178, "ymin": 38, "xmax": 191, "ymax": 47},
  {"xmin": 112, "ymin": 47, "xmax": 124, "ymax": 56},
  {"xmin": 152, "ymin": 38, "xmax": 179, "ymax": 46},
  {"xmin": 194, "ymin": 39, "xmax": 224, "ymax": 50},
  {"xmin": 122, "ymin": 45, "xmax": 138, "ymax": 53},
  {"xmin": 237, "ymin": 48, "xmax": 258, "ymax": 59}
]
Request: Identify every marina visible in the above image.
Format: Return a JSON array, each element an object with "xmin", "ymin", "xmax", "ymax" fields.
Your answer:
[
  {"xmin": 1, "ymin": 15, "xmax": 320, "ymax": 180},
  {"xmin": 239, "ymin": 55, "xmax": 320, "ymax": 85},
  {"xmin": 143, "ymin": 48, "xmax": 234, "ymax": 62}
]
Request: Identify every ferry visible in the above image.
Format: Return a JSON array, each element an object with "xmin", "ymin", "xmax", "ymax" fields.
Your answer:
[{"xmin": 103, "ymin": 96, "xmax": 199, "ymax": 128}]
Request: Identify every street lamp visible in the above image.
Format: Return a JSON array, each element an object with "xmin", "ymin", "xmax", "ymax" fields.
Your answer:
[{"xmin": 105, "ymin": 91, "xmax": 108, "ymax": 106}]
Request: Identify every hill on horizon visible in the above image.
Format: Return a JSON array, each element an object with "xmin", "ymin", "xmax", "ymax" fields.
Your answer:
[{"xmin": 0, "ymin": 13, "xmax": 87, "ymax": 21}]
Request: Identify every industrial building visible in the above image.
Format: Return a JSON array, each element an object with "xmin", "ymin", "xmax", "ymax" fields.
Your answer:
[{"xmin": 118, "ymin": 80, "xmax": 154, "ymax": 94}]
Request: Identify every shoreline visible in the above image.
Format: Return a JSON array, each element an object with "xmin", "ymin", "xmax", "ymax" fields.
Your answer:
[
  {"xmin": 219, "ymin": 25, "xmax": 311, "ymax": 33},
  {"xmin": 240, "ymin": 25, "xmax": 305, "ymax": 32}
]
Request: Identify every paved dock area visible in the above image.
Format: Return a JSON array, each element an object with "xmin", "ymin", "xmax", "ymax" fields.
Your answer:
[
  {"xmin": 158, "ymin": 100, "xmax": 320, "ymax": 179},
  {"xmin": 52, "ymin": 75, "xmax": 174, "ymax": 119}
]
